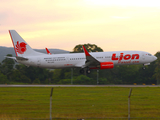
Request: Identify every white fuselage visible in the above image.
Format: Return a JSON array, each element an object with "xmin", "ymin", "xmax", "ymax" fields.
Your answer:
[
  {"xmin": 8, "ymin": 30, "xmax": 157, "ymax": 70},
  {"xmin": 17, "ymin": 51, "xmax": 157, "ymax": 69}
]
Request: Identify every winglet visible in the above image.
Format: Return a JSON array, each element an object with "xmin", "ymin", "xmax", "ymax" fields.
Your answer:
[
  {"xmin": 82, "ymin": 45, "xmax": 90, "ymax": 56},
  {"xmin": 45, "ymin": 48, "xmax": 51, "ymax": 55}
]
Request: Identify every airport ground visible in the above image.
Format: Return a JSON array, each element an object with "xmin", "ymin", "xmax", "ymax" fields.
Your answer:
[{"xmin": 0, "ymin": 85, "xmax": 160, "ymax": 119}]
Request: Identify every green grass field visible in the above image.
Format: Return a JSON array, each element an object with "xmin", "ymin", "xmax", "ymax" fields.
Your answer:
[{"xmin": 0, "ymin": 87, "xmax": 160, "ymax": 119}]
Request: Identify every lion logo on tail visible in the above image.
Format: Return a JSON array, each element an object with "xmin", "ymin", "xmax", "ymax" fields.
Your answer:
[{"xmin": 15, "ymin": 41, "xmax": 27, "ymax": 54}]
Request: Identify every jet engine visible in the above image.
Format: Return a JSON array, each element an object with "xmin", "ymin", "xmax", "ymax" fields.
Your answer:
[{"xmin": 100, "ymin": 62, "xmax": 114, "ymax": 69}]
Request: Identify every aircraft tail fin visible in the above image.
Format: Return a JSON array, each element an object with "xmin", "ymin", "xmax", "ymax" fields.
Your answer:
[{"xmin": 9, "ymin": 30, "xmax": 44, "ymax": 57}]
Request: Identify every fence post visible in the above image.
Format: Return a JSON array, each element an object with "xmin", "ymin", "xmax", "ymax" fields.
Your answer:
[
  {"xmin": 128, "ymin": 88, "xmax": 132, "ymax": 120},
  {"xmin": 97, "ymin": 70, "xmax": 99, "ymax": 85},
  {"xmin": 50, "ymin": 88, "xmax": 53, "ymax": 120},
  {"xmin": 71, "ymin": 68, "xmax": 73, "ymax": 84}
]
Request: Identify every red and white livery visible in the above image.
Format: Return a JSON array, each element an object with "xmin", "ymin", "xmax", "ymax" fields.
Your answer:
[{"xmin": 8, "ymin": 30, "xmax": 157, "ymax": 74}]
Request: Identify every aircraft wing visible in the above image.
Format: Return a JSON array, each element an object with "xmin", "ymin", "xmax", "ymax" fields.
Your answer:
[
  {"xmin": 5, "ymin": 56, "xmax": 17, "ymax": 61},
  {"xmin": 16, "ymin": 56, "xmax": 28, "ymax": 61},
  {"xmin": 82, "ymin": 46, "xmax": 100, "ymax": 68}
]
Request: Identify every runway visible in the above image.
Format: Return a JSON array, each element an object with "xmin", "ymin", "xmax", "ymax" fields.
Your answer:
[{"xmin": 0, "ymin": 84, "xmax": 160, "ymax": 87}]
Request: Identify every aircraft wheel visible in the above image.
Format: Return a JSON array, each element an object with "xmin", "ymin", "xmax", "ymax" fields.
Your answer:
[
  {"xmin": 86, "ymin": 69, "xmax": 91, "ymax": 74},
  {"xmin": 80, "ymin": 69, "xmax": 84, "ymax": 74},
  {"xmin": 142, "ymin": 64, "xmax": 145, "ymax": 70}
]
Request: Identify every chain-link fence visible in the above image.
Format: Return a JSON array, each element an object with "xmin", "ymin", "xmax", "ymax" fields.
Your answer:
[{"xmin": 0, "ymin": 86, "xmax": 160, "ymax": 120}]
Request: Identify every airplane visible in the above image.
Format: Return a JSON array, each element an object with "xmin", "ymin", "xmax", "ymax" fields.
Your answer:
[{"xmin": 8, "ymin": 30, "xmax": 157, "ymax": 74}]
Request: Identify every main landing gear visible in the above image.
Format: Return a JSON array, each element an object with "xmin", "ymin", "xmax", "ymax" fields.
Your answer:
[
  {"xmin": 86, "ymin": 69, "xmax": 91, "ymax": 74},
  {"xmin": 80, "ymin": 68, "xmax": 91, "ymax": 74},
  {"xmin": 80, "ymin": 69, "xmax": 84, "ymax": 74}
]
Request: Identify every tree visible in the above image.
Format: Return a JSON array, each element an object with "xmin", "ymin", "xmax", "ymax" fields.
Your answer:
[
  {"xmin": 32, "ymin": 78, "xmax": 40, "ymax": 84},
  {"xmin": 153, "ymin": 52, "xmax": 160, "ymax": 84},
  {"xmin": 11, "ymin": 69, "xmax": 31, "ymax": 83},
  {"xmin": 0, "ymin": 71, "xmax": 8, "ymax": 84},
  {"xmin": 74, "ymin": 75, "xmax": 92, "ymax": 84},
  {"xmin": 52, "ymin": 69, "xmax": 62, "ymax": 84},
  {"xmin": 1, "ymin": 54, "xmax": 15, "ymax": 75},
  {"xmin": 1, "ymin": 54, "xmax": 15, "ymax": 81},
  {"xmin": 15, "ymin": 64, "xmax": 53, "ymax": 83},
  {"xmin": 99, "ymin": 78, "xmax": 109, "ymax": 84},
  {"xmin": 72, "ymin": 43, "xmax": 103, "ymax": 53}
]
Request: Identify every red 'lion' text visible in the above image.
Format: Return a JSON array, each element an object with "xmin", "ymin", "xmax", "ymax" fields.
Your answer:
[{"xmin": 112, "ymin": 53, "xmax": 139, "ymax": 61}]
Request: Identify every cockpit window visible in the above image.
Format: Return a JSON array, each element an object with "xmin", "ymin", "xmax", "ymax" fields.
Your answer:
[{"xmin": 148, "ymin": 54, "xmax": 152, "ymax": 56}]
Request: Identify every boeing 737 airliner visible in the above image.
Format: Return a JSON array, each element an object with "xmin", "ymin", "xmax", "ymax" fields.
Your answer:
[{"xmin": 8, "ymin": 30, "xmax": 157, "ymax": 74}]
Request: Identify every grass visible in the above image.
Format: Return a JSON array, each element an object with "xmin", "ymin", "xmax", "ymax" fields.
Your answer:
[{"xmin": 0, "ymin": 87, "xmax": 160, "ymax": 119}]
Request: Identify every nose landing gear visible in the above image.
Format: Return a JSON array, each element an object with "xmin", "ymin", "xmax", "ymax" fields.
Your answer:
[
  {"xmin": 142, "ymin": 64, "xmax": 145, "ymax": 70},
  {"xmin": 86, "ymin": 69, "xmax": 91, "ymax": 74}
]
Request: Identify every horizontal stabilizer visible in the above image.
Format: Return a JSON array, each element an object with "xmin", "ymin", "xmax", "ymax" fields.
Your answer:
[
  {"xmin": 5, "ymin": 56, "xmax": 28, "ymax": 61},
  {"xmin": 16, "ymin": 56, "xmax": 28, "ymax": 61},
  {"xmin": 5, "ymin": 56, "xmax": 16, "ymax": 60}
]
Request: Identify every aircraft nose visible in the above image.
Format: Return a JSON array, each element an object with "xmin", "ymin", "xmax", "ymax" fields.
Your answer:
[{"xmin": 153, "ymin": 56, "xmax": 157, "ymax": 61}]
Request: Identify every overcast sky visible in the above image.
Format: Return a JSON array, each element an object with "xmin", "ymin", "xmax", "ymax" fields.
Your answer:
[{"xmin": 0, "ymin": 0, "xmax": 160, "ymax": 54}]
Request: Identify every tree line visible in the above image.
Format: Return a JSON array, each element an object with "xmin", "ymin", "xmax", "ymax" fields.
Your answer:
[{"xmin": 0, "ymin": 44, "xmax": 160, "ymax": 85}]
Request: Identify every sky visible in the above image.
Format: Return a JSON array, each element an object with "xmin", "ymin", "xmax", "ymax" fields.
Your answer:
[{"xmin": 1, "ymin": 0, "xmax": 160, "ymax": 55}]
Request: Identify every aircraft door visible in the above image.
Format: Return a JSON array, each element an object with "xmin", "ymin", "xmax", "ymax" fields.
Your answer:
[{"xmin": 142, "ymin": 53, "xmax": 145, "ymax": 60}]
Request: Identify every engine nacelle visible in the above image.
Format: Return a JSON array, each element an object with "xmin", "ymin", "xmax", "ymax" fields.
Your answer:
[{"xmin": 100, "ymin": 62, "xmax": 114, "ymax": 69}]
